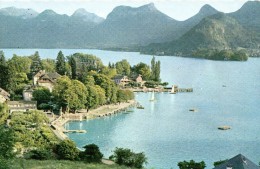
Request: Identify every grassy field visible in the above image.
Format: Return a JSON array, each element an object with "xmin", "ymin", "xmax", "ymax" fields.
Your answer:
[{"xmin": 9, "ymin": 159, "xmax": 134, "ymax": 169}]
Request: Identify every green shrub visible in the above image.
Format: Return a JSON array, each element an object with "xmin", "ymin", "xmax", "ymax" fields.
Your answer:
[
  {"xmin": 178, "ymin": 160, "xmax": 206, "ymax": 169},
  {"xmin": 55, "ymin": 140, "xmax": 80, "ymax": 161},
  {"xmin": 109, "ymin": 147, "xmax": 147, "ymax": 168},
  {"xmin": 27, "ymin": 149, "xmax": 54, "ymax": 160},
  {"xmin": 80, "ymin": 144, "xmax": 103, "ymax": 163}
]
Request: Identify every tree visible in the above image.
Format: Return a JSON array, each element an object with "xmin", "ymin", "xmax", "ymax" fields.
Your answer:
[
  {"xmin": 42, "ymin": 59, "xmax": 56, "ymax": 72},
  {"xmin": 115, "ymin": 59, "xmax": 131, "ymax": 76},
  {"xmin": 7, "ymin": 55, "xmax": 32, "ymax": 74},
  {"xmin": 133, "ymin": 63, "xmax": 151, "ymax": 80},
  {"xmin": 30, "ymin": 51, "xmax": 43, "ymax": 79},
  {"xmin": 0, "ymin": 51, "xmax": 6, "ymax": 66},
  {"xmin": 151, "ymin": 56, "xmax": 155, "ymax": 80},
  {"xmin": 109, "ymin": 147, "xmax": 147, "ymax": 169},
  {"xmin": 32, "ymin": 87, "xmax": 52, "ymax": 107},
  {"xmin": 150, "ymin": 57, "xmax": 161, "ymax": 82},
  {"xmin": 0, "ymin": 64, "xmax": 11, "ymax": 91},
  {"xmin": 0, "ymin": 103, "xmax": 8, "ymax": 125},
  {"xmin": 80, "ymin": 144, "xmax": 103, "ymax": 163},
  {"xmin": 0, "ymin": 126, "xmax": 15, "ymax": 159},
  {"xmin": 55, "ymin": 140, "xmax": 80, "ymax": 160},
  {"xmin": 53, "ymin": 76, "xmax": 88, "ymax": 112},
  {"xmin": 56, "ymin": 51, "xmax": 66, "ymax": 75},
  {"xmin": 178, "ymin": 160, "xmax": 206, "ymax": 169}
]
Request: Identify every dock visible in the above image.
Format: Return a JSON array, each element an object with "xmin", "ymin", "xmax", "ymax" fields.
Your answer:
[{"xmin": 63, "ymin": 130, "xmax": 87, "ymax": 133}]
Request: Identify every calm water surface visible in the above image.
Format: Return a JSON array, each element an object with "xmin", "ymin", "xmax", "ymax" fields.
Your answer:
[{"xmin": 2, "ymin": 49, "xmax": 260, "ymax": 169}]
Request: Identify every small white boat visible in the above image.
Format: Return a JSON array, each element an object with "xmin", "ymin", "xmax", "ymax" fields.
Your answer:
[{"xmin": 149, "ymin": 91, "xmax": 156, "ymax": 101}]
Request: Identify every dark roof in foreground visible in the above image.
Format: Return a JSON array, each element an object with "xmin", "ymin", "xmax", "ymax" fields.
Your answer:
[{"xmin": 213, "ymin": 154, "xmax": 259, "ymax": 169}]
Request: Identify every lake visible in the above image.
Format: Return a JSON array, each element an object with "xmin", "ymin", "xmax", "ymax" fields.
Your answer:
[{"xmin": 2, "ymin": 49, "xmax": 260, "ymax": 169}]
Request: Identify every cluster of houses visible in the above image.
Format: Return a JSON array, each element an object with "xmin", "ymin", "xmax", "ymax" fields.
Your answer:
[
  {"xmin": 0, "ymin": 70, "xmax": 61, "ymax": 114},
  {"xmin": 1, "ymin": 70, "xmax": 143, "ymax": 114},
  {"xmin": 113, "ymin": 74, "xmax": 143, "ymax": 87}
]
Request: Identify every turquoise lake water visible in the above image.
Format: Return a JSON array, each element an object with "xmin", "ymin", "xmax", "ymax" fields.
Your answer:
[{"xmin": 2, "ymin": 49, "xmax": 260, "ymax": 168}]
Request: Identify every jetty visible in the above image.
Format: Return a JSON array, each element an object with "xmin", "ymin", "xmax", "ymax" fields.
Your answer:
[
  {"xmin": 63, "ymin": 130, "xmax": 87, "ymax": 133},
  {"xmin": 170, "ymin": 85, "xmax": 193, "ymax": 94}
]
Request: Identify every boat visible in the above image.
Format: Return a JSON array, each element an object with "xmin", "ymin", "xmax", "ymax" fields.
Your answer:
[
  {"xmin": 149, "ymin": 91, "xmax": 156, "ymax": 101},
  {"xmin": 137, "ymin": 106, "xmax": 144, "ymax": 109},
  {"xmin": 218, "ymin": 126, "xmax": 231, "ymax": 130},
  {"xmin": 189, "ymin": 108, "xmax": 198, "ymax": 112}
]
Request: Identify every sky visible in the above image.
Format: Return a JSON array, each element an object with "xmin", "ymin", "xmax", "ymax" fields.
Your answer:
[{"xmin": 0, "ymin": 0, "xmax": 252, "ymax": 21}]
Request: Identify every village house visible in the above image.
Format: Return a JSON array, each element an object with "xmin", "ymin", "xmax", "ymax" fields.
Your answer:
[
  {"xmin": 23, "ymin": 86, "xmax": 34, "ymax": 101},
  {"xmin": 213, "ymin": 154, "xmax": 259, "ymax": 169},
  {"xmin": 33, "ymin": 70, "xmax": 61, "ymax": 92},
  {"xmin": 113, "ymin": 75, "xmax": 131, "ymax": 86},
  {"xmin": 0, "ymin": 87, "xmax": 10, "ymax": 103},
  {"xmin": 7, "ymin": 100, "xmax": 37, "ymax": 114}
]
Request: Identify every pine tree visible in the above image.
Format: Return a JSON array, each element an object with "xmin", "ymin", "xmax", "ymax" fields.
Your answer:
[
  {"xmin": 151, "ymin": 56, "xmax": 155, "ymax": 80},
  {"xmin": 56, "ymin": 51, "xmax": 66, "ymax": 75},
  {"xmin": 0, "ymin": 51, "xmax": 6, "ymax": 66},
  {"xmin": 30, "ymin": 51, "xmax": 43, "ymax": 79},
  {"xmin": 154, "ymin": 61, "xmax": 161, "ymax": 82}
]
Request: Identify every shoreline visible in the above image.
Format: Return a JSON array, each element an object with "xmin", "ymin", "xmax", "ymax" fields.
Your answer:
[{"xmin": 50, "ymin": 100, "xmax": 137, "ymax": 140}]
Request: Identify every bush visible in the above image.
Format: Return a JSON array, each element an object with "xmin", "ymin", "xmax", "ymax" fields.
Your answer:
[
  {"xmin": 80, "ymin": 144, "xmax": 103, "ymax": 163},
  {"xmin": 0, "ymin": 156, "xmax": 9, "ymax": 169},
  {"xmin": 178, "ymin": 160, "xmax": 206, "ymax": 169},
  {"xmin": 27, "ymin": 149, "xmax": 54, "ymax": 160},
  {"xmin": 109, "ymin": 147, "xmax": 147, "ymax": 168},
  {"xmin": 55, "ymin": 140, "xmax": 80, "ymax": 160}
]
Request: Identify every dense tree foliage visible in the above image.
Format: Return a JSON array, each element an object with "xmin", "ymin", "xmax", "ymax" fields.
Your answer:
[
  {"xmin": 0, "ymin": 126, "xmax": 15, "ymax": 161},
  {"xmin": 53, "ymin": 76, "xmax": 88, "ymax": 112},
  {"xmin": 132, "ymin": 62, "xmax": 151, "ymax": 80},
  {"xmin": 32, "ymin": 87, "xmax": 52, "ymax": 108},
  {"xmin": 80, "ymin": 144, "xmax": 103, "ymax": 163},
  {"xmin": 55, "ymin": 140, "xmax": 80, "ymax": 161},
  {"xmin": 109, "ymin": 147, "xmax": 147, "ymax": 168},
  {"xmin": 42, "ymin": 59, "xmax": 56, "ymax": 73},
  {"xmin": 150, "ymin": 56, "xmax": 161, "ymax": 82},
  {"xmin": 9, "ymin": 111, "xmax": 59, "ymax": 150},
  {"xmin": 56, "ymin": 51, "xmax": 66, "ymax": 75},
  {"xmin": 29, "ymin": 51, "xmax": 43, "ymax": 79},
  {"xmin": 192, "ymin": 49, "xmax": 249, "ymax": 61},
  {"xmin": 115, "ymin": 59, "xmax": 131, "ymax": 76},
  {"xmin": 0, "ymin": 51, "xmax": 6, "ymax": 66},
  {"xmin": 0, "ymin": 103, "xmax": 8, "ymax": 125},
  {"xmin": 178, "ymin": 160, "xmax": 206, "ymax": 169}
]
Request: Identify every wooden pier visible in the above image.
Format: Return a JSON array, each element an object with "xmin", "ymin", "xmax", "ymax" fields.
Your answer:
[{"xmin": 63, "ymin": 130, "xmax": 87, "ymax": 133}]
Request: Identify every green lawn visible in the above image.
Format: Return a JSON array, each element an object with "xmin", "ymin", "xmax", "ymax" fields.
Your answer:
[{"xmin": 9, "ymin": 159, "xmax": 134, "ymax": 169}]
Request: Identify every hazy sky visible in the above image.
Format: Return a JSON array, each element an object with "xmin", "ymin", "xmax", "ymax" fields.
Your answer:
[{"xmin": 0, "ymin": 0, "xmax": 252, "ymax": 21}]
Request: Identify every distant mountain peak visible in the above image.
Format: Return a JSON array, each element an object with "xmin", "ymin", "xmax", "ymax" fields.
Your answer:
[
  {"xmin": 199, "ymin": 4, "xmax": 218, "ymax": 14},
  {"xmin": 0, "ymin": 7, "xmax": 38, "ymax": 19},
  {"xmin": 72, "ymin": 8, "xmax": 104, "ymax": 23},
  {"xmin": 40, "ymin": 9, "xmax": 57, "ymax": 16},
  {"xmin": 139, "ymin": 3, "xmax": 157, "ymax": 11}
]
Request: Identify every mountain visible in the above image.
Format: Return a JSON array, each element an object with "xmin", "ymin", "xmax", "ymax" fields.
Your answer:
[
  {"xmin": 229, "ymin": 1, "xmax": 260, "ymax": 31},
  {"xmin": 0, "ymin": 9, "xmax": 100, "ymax": 48},
  {"xmin": 71, "ymin": 8, "xmax": 104, "ymax": 23},
  {"xmin": 178, "ymin": 4, "xmax": 219, "ymax": 36},
  {"xmin": 142, "ymin": 13, "xmax": 258, "ymax": 57},
  {"xmin": 0, "ymin": 7, "xmax": 38, "ymax": 19},
  {"xmin": 85, "ymin": 3, "xmax": 178, "ymax": 48}
]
